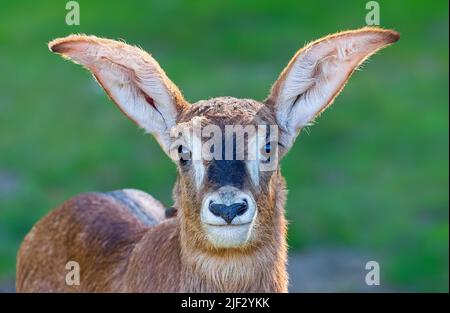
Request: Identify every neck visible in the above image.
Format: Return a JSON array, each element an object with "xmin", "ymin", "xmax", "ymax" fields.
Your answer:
[
  {"xmin": 176, "ymin": 176, "xmax": 288, "ymax": 292},
  {"xmin": 180, "ymin": 221, "xmax": 287, "ymax": 292}
]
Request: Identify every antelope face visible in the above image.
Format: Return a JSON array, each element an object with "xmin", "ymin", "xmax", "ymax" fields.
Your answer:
[
  {"xmin": 170, "ymin": 97, "xmax": 281, "ymax": 248},
  {"xmin": 49, "ymin": 28, "xmax": 399, "ymax": 250}
]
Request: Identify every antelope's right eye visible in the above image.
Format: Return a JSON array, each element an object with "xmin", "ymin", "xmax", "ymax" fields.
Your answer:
[
  {"xmin": 178, "ymin": 145, "xmax": 191, "ymax": 164},
  {"xmin": 260, "ymin": 141, "xmax": 273, "ymax": 163}
]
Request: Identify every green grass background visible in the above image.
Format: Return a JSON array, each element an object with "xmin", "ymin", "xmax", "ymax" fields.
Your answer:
[{"xmin": 0, "ymin": 0, "xmax": 448, "ymax": 291}]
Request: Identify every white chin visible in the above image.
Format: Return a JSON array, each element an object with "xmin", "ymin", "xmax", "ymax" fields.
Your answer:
[{"xmin": 203, "ymin": 223, "xmax": 253, "ymax": 248}]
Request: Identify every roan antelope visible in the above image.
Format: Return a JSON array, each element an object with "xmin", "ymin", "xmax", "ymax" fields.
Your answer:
[{"xmin": 16, "ymin": 27, "xmax": 399, "ymax": 292}]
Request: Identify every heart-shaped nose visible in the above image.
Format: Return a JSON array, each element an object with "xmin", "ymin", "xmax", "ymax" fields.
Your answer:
[{"xmin": 208, "ymin": 201, "xmax": 248, "ymax": 224}]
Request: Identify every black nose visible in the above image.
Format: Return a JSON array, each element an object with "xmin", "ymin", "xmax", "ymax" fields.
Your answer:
[{"xmin": 208, "ymin": 201, "xmax": 248, "ymax": 224}]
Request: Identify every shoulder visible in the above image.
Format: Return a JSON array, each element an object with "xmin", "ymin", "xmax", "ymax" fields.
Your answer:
[{"xmin": 125, "ymin": 218, "xmax": 181, "ymax": 292}]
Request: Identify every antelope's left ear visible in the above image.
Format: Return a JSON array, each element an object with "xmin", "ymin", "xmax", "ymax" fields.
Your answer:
[{"xmin": 265, "ymin": 27, "xmax": 399, "ymax": 149}]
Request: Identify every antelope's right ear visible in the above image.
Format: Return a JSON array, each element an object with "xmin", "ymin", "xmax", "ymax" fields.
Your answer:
[{"xmin": 49, "ymin": 35, "xmax": 187, "ymax": 154}]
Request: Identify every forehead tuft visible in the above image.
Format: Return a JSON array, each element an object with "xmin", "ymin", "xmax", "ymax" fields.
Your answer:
[{"xmin": 178, "ymin": 97, "xmax": 274, "ymax": 125}]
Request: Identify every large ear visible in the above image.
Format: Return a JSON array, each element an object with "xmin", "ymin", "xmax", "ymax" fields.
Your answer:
[
  {"xmin": 49, "ymin": 35, "xmax": 187, "ymax": 154},
  {"xmin": 266, "ymin": 27, "xmax": 399, "ymax": 149}
]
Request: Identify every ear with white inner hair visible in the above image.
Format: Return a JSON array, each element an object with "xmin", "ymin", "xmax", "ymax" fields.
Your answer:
[
  {"xmin": 265, "ymin": 27, "xmax": 399, "ymax": 149},
  {"xmin": 49, "ymin": 34, "xmax": 188, "ymax": 155}
]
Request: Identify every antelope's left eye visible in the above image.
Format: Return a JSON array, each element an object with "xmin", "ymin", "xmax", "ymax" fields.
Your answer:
[{"xmin": 260, "ymin": 142, "xmax": 272, "ymax": 163}]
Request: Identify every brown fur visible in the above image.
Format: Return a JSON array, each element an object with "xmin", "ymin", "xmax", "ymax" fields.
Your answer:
[
  {"xmin": 17, "ymin": 97, "xmax": 289, "ymax": 293},
  {"xmin": 17, "ymin": 27, "xmax": 399, "ymax": 293}
]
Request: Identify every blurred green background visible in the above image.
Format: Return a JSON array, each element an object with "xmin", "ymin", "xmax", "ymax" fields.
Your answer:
[{"xmin": 0, "ymin": 0, "xmax": 448, "ymax": 292}]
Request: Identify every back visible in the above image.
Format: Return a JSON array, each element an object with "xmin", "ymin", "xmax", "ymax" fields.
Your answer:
[{"xmin": 16, "ymin": 189, "xmax": 166, "ymax": 292}]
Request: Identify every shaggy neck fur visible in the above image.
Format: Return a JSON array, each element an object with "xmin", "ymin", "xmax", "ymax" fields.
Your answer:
[{"xmin": 175, "ymin": 173, "xmax": 289, "ymax": 292}]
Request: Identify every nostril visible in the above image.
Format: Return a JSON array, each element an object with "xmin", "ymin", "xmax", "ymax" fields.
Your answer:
[
  {"xmin": 208, "ymin": 202, "xmax": 225, "ymax": 217},
  {"xmin": 236, "ymin": 201, "xmax": 248, "ymax": 216}
]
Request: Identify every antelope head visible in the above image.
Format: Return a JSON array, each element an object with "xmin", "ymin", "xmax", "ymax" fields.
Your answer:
[{"xmin": 49, "ymin": 27, "xmax": 399, "ymax": 252}]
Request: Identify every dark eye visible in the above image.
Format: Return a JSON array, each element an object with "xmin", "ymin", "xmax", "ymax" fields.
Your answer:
[
  {"xmin": 178, "ymin": 145, "xmax": 191, "ymax": 164},
  {"xmin": 260, "ymin": 142, "xmax": 272, "ymax": 163},
  {"xmin": 265, "ymin": 142, "xmax": 271, "ymax": 154}
]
